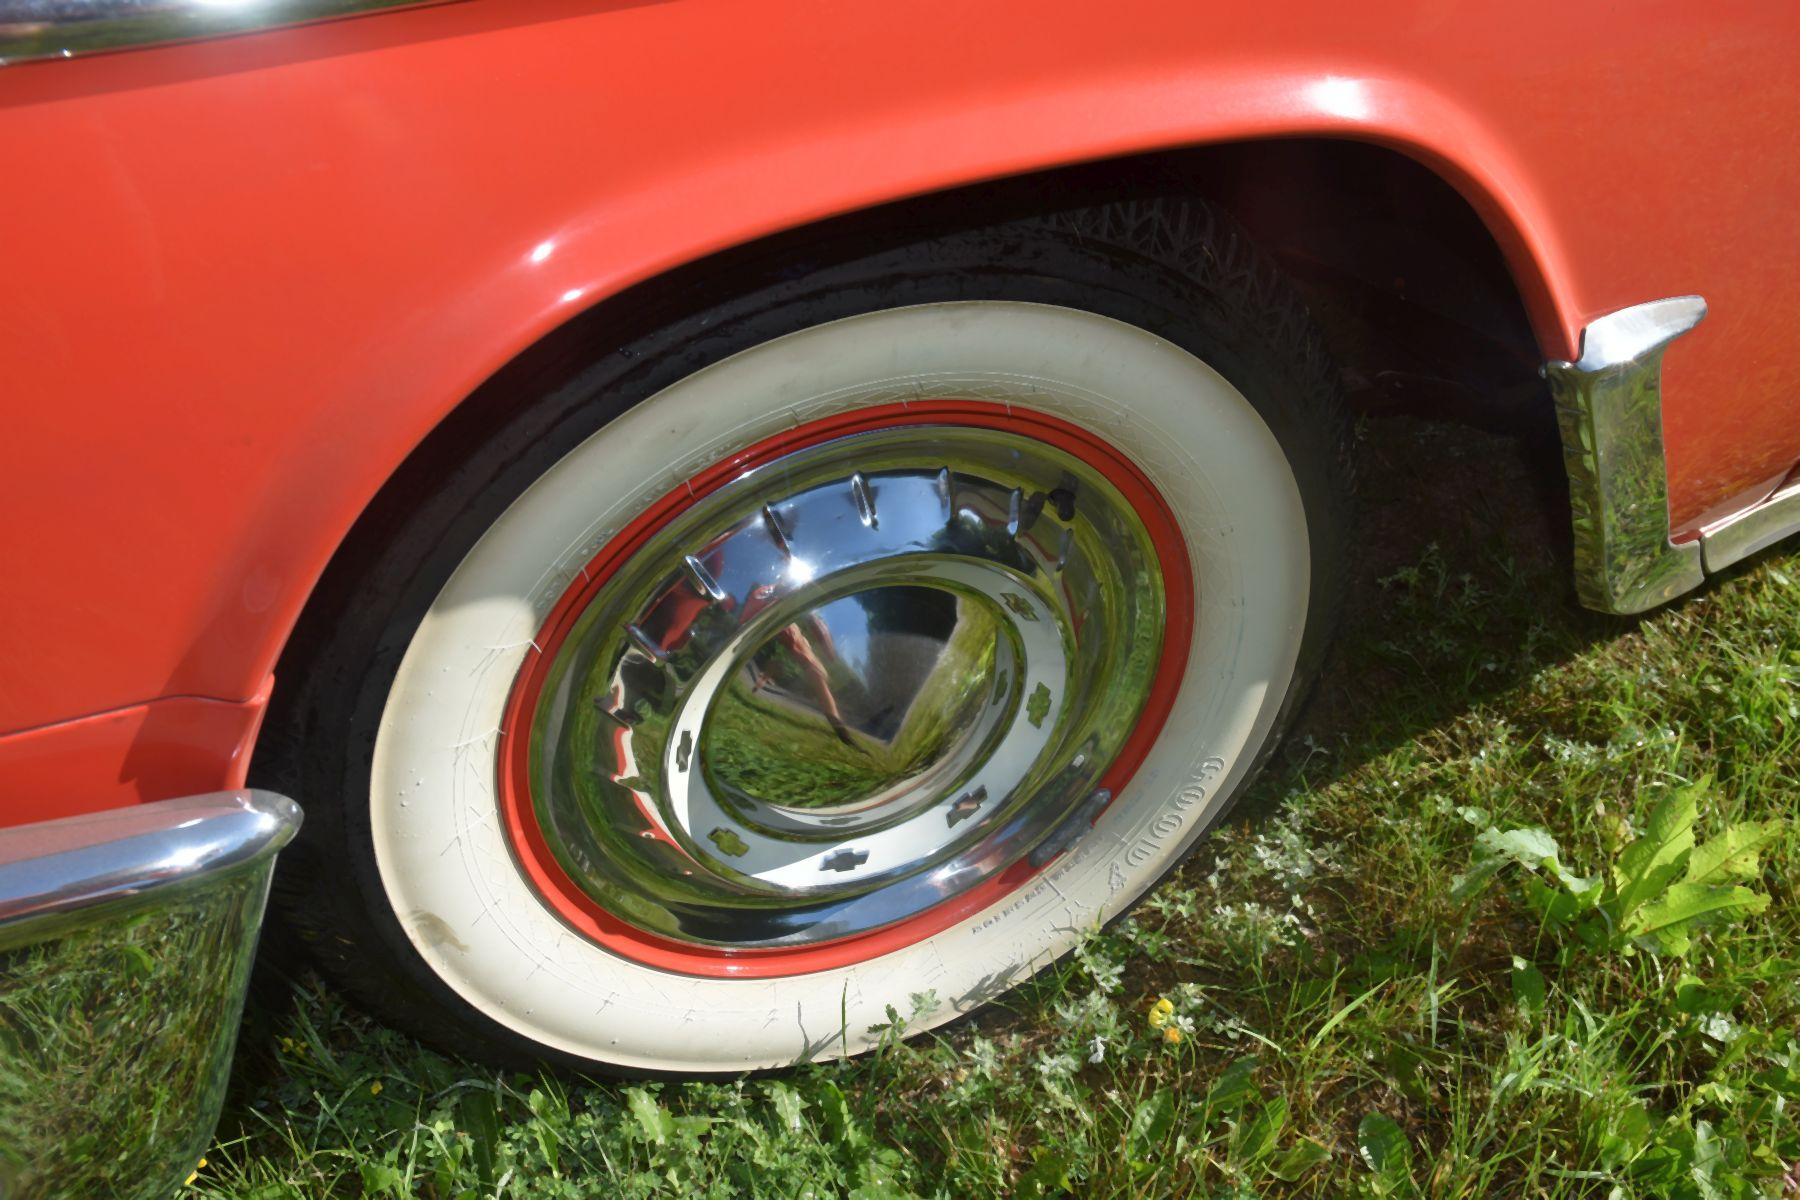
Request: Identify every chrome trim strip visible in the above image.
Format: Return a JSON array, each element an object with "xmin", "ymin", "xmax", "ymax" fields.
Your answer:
[
  {"xmin": 1542, "ymin": 296, "xmax": 1707, "ymax": 615},
  {"xmin": 0, "ymin": 792, "xmax": 300, "ymax": 1199},
  {"xmin": 0, "ymin": 0, "xmax": 449, "ymax": 66},
  {"xmin": 1701, "ymin": 477, "xmax": 1800, "ymax": 574}
]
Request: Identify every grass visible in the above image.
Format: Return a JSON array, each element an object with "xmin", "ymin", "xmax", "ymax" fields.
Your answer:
[{"xmin": 197, "ymin": 417, "xmax": 1797, "ymax": 1198}]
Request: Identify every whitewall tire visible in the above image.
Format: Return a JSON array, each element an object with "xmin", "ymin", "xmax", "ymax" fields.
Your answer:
[{"xmin": 263, "ymin": 197, "xmax": 1350, "ymax": 1074}]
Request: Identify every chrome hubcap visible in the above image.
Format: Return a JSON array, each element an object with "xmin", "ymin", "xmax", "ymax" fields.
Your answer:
[{"xmin": 521, "ymin": 422, "xmax": 1169, "ymax": 948}]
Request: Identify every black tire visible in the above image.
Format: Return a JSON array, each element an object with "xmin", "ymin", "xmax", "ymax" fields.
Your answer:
[{"xmin": 256, "ymin": 194, "xmax": 1352, "ymax": 1073}]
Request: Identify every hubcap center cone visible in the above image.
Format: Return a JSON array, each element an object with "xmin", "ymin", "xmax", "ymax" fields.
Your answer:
[{"xmin": 700, "ymin": 584, "xmax": 1012, "ymax": 828}]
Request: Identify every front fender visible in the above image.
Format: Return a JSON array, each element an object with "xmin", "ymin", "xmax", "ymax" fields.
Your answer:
[{"xmin": 0, "ymin": 0, "xmax": 1790, "ymax": 805}]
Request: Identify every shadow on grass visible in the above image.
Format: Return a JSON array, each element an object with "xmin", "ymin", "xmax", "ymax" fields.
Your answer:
[{"xmin": 1269, "ymin": 412, "xmax": 1613, "ymax": 790}]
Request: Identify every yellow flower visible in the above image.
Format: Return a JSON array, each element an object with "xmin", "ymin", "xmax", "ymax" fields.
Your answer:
[
  {"xmin": 1146, "ymin": 997, "xmax": 1175, "ymax": 1030},
  {"xmin": 184, "ymin": 1156, "xmax": 207, "ymax": 1186},
  {"xmin": 1162, "ymin": 1025, "xmax": 1184, "ymax": 1045},
  {"xmin": 370, "ymin": 1080, "xmax": 383, "ymax": 1096}
]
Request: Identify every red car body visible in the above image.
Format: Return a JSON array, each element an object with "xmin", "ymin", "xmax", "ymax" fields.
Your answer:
[{"xmin": 1, "ymin": 0, "xmax": 1797, "ymax": 823}]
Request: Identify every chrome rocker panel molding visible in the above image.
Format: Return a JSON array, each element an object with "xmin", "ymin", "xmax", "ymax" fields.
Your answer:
[
  {"xmin": 1543, "ymin": 296, "xmax": 1708, "ymax": 615},
  {"xmin": 0, "ymin": 0, "xmax": 450, "ymax": 66},
  {"xmin": 0, "ymin": 790, "xmax": 300, "ymax": 1200},
  {"xmin": 1701, "ymin": 476, "xmax": 1800, "ymax": 575}
]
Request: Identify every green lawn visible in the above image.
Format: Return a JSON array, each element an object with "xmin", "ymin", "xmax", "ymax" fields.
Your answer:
[{"xmin": 198, "ymin": 418, "xmax": 1797, "ymax": 1198}]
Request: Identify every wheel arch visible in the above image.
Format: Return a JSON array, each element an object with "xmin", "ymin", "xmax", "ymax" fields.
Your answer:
[
  {"xmin": 250, "ymin": 115, "xmax": 1562, "ymax": 798},
  {"xmin": 273, "ymin": 129, "xmax": 1558, "ymax": 689}
]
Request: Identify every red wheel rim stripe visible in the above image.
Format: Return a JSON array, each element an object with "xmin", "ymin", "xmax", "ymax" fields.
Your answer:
[{"xmin": 496, "ymin": 401, "xmax": 1194, "ymax": 978}]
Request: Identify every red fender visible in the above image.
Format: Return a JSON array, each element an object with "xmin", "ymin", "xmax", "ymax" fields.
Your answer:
[{"xmin": 0, "ymin": 0, "xmax": 1794, "ymax": 814}]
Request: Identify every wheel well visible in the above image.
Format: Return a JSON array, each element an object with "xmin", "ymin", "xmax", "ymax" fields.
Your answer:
[
  {"xmin": 272, "ymin": 138, "xmax": 1554, "ymax": 690},
  {"xmin": 442, "ymin": 138, "xmax": 1546, "ymax": 452},
  {"xmin": 1188, "ymin": 140, "xmax": 1548, "ymax": 433}
]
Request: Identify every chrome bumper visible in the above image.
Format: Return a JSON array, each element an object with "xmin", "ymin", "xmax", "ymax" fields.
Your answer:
[{"xmin": 0, "ymin": 791, "xmax": 299, "ymax": 1200}]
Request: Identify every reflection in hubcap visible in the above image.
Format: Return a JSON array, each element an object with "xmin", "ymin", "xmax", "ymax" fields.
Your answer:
[
  {"xmin": 704, "ymin": 585, "xmax": 1007, "ymax": 820},
  {"xmin": 510, "ymin": 418, "xmax": 1174, "ymax": 950}
]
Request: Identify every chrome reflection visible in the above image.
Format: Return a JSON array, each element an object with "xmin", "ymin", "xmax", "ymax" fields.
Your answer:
[
  {"xmin": 0, "ymin": 0, "xmax": 450, "ymax": 66},
  {"xmin": 1542, "ymin": 296, "xmax": 1707, "ymax": 615},
  {"xmin": 704, "ymin": 585, "xmax": 1006, "ymax": 817},
  {"xmin": 0, "ymin": 791, "xmax": 299, "ymax": 1200},
  {"xmin": 528, "ymin": 425, "xmax": 1167, "ymax": 949}
]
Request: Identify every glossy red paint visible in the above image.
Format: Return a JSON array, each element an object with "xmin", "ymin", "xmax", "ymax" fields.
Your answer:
[
  {"xmin": 0, "ymin": 0, "xmax": 1794, "ymax": 821},
  {"xmin": 0, "ymin": 680, "xmax": 270, "ymax": 826},
  {"xmin": 496, "ymin": 401, "xmax": 1194, "ymax": 976}
]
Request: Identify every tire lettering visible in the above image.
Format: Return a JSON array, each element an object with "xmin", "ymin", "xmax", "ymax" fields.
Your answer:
[
  {"xmin": 1121, "ymin": 756, "xmax": 1227, "ymax": 867},
  {"xmin": 966, "ymin": 756, "xmax": 1231, "ymax": 934}
]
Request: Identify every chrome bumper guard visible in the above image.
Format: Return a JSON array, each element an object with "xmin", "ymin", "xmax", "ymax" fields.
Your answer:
[
  {"xmin": 1542, "ymin": 297, "xmax": 1708, "ymax": 615},
  {"xmin": 1546, "ymin": 295, "xmax": 1800, "ymax": 614},
  {"xmin": 0, "ymin": 791, "xmax": 299, "ymax": 1200}
]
